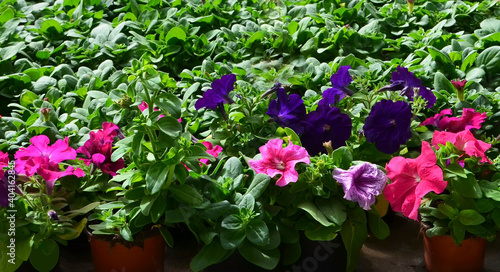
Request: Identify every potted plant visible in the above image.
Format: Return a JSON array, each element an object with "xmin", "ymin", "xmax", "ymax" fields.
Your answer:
[
  {"xmin": 85, "ymin": 60, "xmax": 215, "ymax": 272},
  {"xmin": 0, "ymin": 135, "xmax": 97, "ymax": 272},
  {"xmin": 384, "ymin": 124, "xmax": 498, "ymax": 272}
]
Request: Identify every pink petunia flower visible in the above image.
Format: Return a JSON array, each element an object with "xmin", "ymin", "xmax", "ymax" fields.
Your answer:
[
  {"xmin": 0, "ymin": 151, "xmax": 10, "ymax": 207},
  {"xmin": 421, "ymin": 109, "xmax": 452, "ymax": 127},
  {"xmin": 77, "ymin": 122, "xmax": 124, "ymax": 176},
  {"xmin": 138, "ymin": 101, "xmax": 165, "ymax": 119},
  {"xmin": 249, "ymin": 139, "xmax": 310, "ymax": 187},
  {"xmin": 384, "ymin": 141, "xmax": 447, "ymax": 221},
  {"xmin": 451, "ymin": 79, "xmax": 467, "ymax": 92},
  {"xmin": 438, "ymin": 108, "xmax": 487, "ymax": 132},
  {"xmin": 15, "ymin": 135, "xmax": 84, "ymax": 195},
  {"xmin": 431, "ymin": 130, "xmax": 491, "ymax": 163},
  {"xmin": 199, "ymin": 142, "xmax": 223, "ymax": 165}
]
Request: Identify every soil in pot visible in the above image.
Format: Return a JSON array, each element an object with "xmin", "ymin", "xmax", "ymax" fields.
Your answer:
[{"xmin": 87, "ymin": 227, "xmax": 165, "ymax": 272}]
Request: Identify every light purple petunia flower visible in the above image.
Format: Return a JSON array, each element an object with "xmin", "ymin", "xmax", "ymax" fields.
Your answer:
[{"xmin": 332, "ymin": 162, "xmax": 387, "ymax": 210}]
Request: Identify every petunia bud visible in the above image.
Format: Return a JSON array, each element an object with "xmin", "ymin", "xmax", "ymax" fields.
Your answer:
[
  {"xmin": 451, "ymin": 79, "xmax": 467, "ymax": 101},
  {"xmin": 323, "ymin": 141, "xmax": 334, "ymax": 156},
  {"xmin": 40, "ymin": 108, "xmax": 51, "ymax": 121},
  {"xmin": 48, "ymin": 210, "xmax": 60, "ymax": 221},
  {"xmin": 407, "ymin": 0, "xmax": 415, "ymax": 13}
]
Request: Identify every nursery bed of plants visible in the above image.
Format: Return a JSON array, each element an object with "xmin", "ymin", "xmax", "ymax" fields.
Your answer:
[{"xmin": 1, "ymin": 0, "xmax": 500, "ymax": 271}]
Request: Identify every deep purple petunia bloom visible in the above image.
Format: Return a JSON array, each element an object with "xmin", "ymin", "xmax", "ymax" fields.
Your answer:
[
  {"xmin": 195, "ymin": 74, "xmax": 236, "ymax": 111},
  {"xmin": 332, "ymin": 162, "xmax": 387, "ymax": 210},
  {"xmin": 363, "ymin": 100, "xmax": 412, "ymax": 154},
  {"xmin": 301, "ymin": 105, "xmax": 352, "ymax": 156},
  {"xmin": 319, "ymin": 66, "xmax": 354, "ymax": 106},
  {"xmin": 378, "ymin": 66, "xmax": 436, "ymax": 108},
  {"xmin": 266, "ymin": 87, "xmax": 306, "ymax": 134}
]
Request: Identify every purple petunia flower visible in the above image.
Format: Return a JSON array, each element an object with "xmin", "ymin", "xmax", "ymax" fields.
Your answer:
[
  {"xmin": 378, "ymin": 66, "xmax": 436, "ymax": 108},
  {"xmin": 363, "ymin": 100, "xmax": 412, "ymax": 154},
  {"xmin": 301, "ymin": 105, "xmax": 352, "ymax": 156},
  {"xmin": 319, "ymin": 66, "xmax": 354, "ymax": 106},
  {"xmin": 333, "ymin": 162, "xmax": 387, "ymax": 210},
  {"xmin": 195, "ymin": 74, "xmax": 236, "ymax": 111},
  {"xmin": 266, "ymin": 86, "xmax": 306, "ymax": 134}
]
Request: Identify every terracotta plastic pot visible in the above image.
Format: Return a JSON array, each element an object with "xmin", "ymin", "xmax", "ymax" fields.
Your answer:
[
  {"xmin": 423, "ymin": 232, "xmax": 486, "ymax": 272},
  {"xmin": 87, "ymin": 230, "xmax": 165, "ymax": 272}
]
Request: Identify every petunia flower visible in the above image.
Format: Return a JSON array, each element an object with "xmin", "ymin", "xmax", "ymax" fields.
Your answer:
[
  {"xmin": 249, "ymin": 139, "xmax": 310, "ymax": 187},
  {"xmin": 363, "ymin": 100, "xmax": 412, "ymax": 154},
  {"xmin": 195, "ymin": 74, "xmax": 236, "ymax": 111},
  {"xmin": 77, "ymin": 122, "xmax": 125, "ymax": 176},
  {"xmin": 319, "ymin": 66, "xmax": 354, "ymax": 106},
  {"xmin": 378, "ymin": 66, "xmax": 436, "ymax": 108},
  {"xmin": 384, "ymin": 141, "xmax": 447, "ymax": 221},
  {"xmin": 420, "ymin": 109, "xmax": 453, "ymax": 127},
  {"xmin": 199, "ymin": 142, "xmax": 223, "ymax": 165},
  {"xmin": 138, "ymin": 101, "xmax": 165, "ymax": 119},
  {"xmin": 266, "ymin": 86, "xmax": 306, "ymax": 134},
  {"xmin": 438, "ymin": 108, "xmax": 487, "ymax": 133},
  {"xmin": 431, "ymin": 130, "xmax": 491, "ymax": 163},
  {"xmin": 0, "ymin": 152, "xmax": 10, "ymax": 208},
  {"xmin": 451, "ymin": 79, "xmax": 467, "ymax": 92},
  {"xmin": 15, "ymin": 135, "xmax": 84, "ymax": 195},
  {"xmin": 332, "ymin": 162, "xmax": 387, "ymax": 210},
  {"xmin": 301, "ymin": 105, "xmax": 352, "ymax": 156}
]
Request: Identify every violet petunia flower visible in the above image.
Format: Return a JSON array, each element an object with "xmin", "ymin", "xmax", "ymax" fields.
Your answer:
[
  {"xmin": 363, "ymin": 100, "xmax": 412, "ymax": 154},
  {"xmin": 195, "ymin": 74, "xmax": 236, "ymax": 111},
  {"xmin": 332, "ymin": 162, "xmax": 387, "ymax": 210},
  {"xmin": 301, "ymin": 105, "xmax": 352, "ymax": 156},
  {"xmin": 15, "ymin": 135, "xmax": 84, "ymax": 195},
  {"xmin": 379, "ymin": 66, "xmax": 436, "ymax": 108},
  {"xmin": 266, "ymin": 87, "xmax": 307, "ymax": 134},
  {"xmin": 249, "ymin": 139, "xmax": 310, "ymax": 187},
  {"xmin": 77, "ymin": 122, "xmax": 124, "ymax": 176},
  {"xmin": 319, "ymin": 66, "xmax": 354, "ymax": 106},
  {"xmin": 48, "ymin": 210, "xmax": 60, "ymax": 221}
]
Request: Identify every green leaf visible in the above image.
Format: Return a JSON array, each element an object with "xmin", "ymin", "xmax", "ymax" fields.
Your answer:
[
  {"xmin": 150, "ymin": 196, "xmax": 166, "ymax": 223},
  {"xmin": 29, "ymin": 240, "xmax": 59, "ymax": 272},
  {"xmin": 238, "ymin": 240, "xmax": 279, "ymax": 270},
  {"xmin": 155, "ymin": 93, "xmax": 181, "ymax": 119},
  {"xmin": 428, "ymin": 46, "xmax": 452, "ymax": 65},
  {"xmin": 238, "ymin": 194, "xmax": 255, "ymax": 211},
  {"xmin": 190, "ymin": 238, "xmax": 229, "ymax": 272},
  {"xmin": 220, "ymin": 229, "xmax": 246, "ymax": 249},
  {"xmin": 316, "ymin": 198, "xmax": 346, "ymax": 226},
  {"xmin": 165, "ymin": 27, "xmax": 187, "ymax": 43},
  {"xmin": 199, "ymin": 201, "xmax": 230, "ymax": 220},
  {"xmin": 120, "ymin": 225, "xmax": 133, "ymax": 242},
  {"xmin": 451, "ymin": 221, "xmax": 465, "ymax": 246},
  {"xmin": 157, "ymin": 116, "xmax": 182, "ymax": 138},
  {"xmin": 331, "ymin": 147, "xmax": 353, "ymax": 170},
  {"xmin": 220, "ymin": 157, "xmax": 243, "ymax": 179},
  {"xmin": 245, "ymin": 31, "xmax": 264, "ymax": 48},
  {"xmin": 169, "ymin": 184, "xmax": 203, "ymax": 206},
  {"xmin": 146, "ymin": 162, "xmax": 170, "ymax": 194},
  {"xmin": 41, "ymin": 19, "xmax": 63, "ymax": 36},
  {"xmin": 368, "ymin": 212, "xmax": 390, "ymax": 239},
  {"xmin": 438, "ymin": 204, "xmax": 459, "ymax": 219},
  {"xmin": 284, "ymin": 127, "xmax": 302, "ymax": 146},
  {"xmin": 221, "ymin": 214, "xmax": 243, "ymax": 230},
  {"xmin": 245, "ymin": 174, "xmax": 270, "ymax": 199},
  {"xmin": 246, "ymin": 219, "xmax": 269, "ymax": 246},
  {"xmin": 304, "ymin": 226, "xmax": 339, "ymax": 241},
  {"xmin": 479, "ymin": 180, "xmax": 500, "ymax": 201},
  {"xmin": 341, "ymin": 219, "xmax": 367, "ymax": 272},
  {"xmin": 433, "ymin": 71, "xmax": 455, "ymax": 94},
  {"xmin": 452, "ymin": 175, "xmax": 482, "ymax": 199},
  {"xmin": 298, "ymin": 201, "xmax": 334, "ymax": 227},
  {"xmin": 458, "ymin": 210, "xmax": 485, "ymax": 226},
  {"xmin": 476, "ymin": 46, "xmax": 500, "ymax": 73},
  {"xmin": 20, "ymin": 91, "xmax": 38, "ymax": 107},
  {"xmin": 159, "ymin": 227, "xmax": 174, "ymax": 248}
]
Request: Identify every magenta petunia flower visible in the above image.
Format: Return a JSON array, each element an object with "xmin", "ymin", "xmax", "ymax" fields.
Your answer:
[
  {"xmin": 384, "ymin": 141, "xmax": 447, "ymax": 221},
  {"xmin": 15, "ymin": 135, "xmax": 84, "ymax": 195},
  {"xmin": 77, "ymin": 122, "xmax": 124, "ymax": 176},
  {"xmin": 420, "ymin": 109, "xmax": 453, "ymax": 127},
  {"xmin": 138, "ymin": 101, "xmax": 166, "ymax": 119},
  {"xmin": 332, "ymin": 162, "xmax": 387, "ymax": 210},
  {"xmin": 438, "ymin": 108, "xmax": 487, "ymax": 133},
  {"xmin": 0, "ymin": 151, "xmax": 10, "ymax": 207},
  {"xmin": 249, "ymin": 139, "xmax": 310, "ymax": 187},
  {"xmin": 199, "ymin": 142, "xmax": 223, "ymax": 165},
  {"xmin": 431, "ymin": 130, "xmax": 491, "ymax": 163}
]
